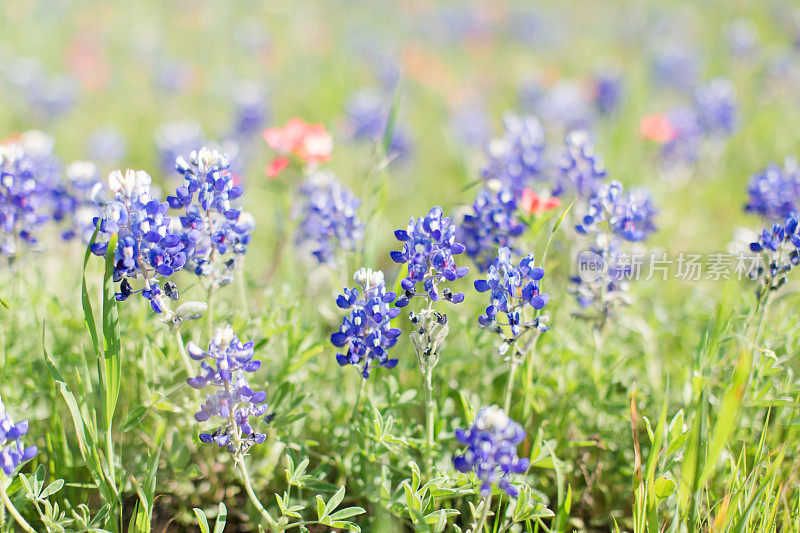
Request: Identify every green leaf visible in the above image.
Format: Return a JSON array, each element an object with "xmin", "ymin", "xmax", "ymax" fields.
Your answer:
[
  {"xmin": 39, "ymin": 479, "xmax": 64, "ymax": 500},
  {"xmin": 328, "ymin": 507, "xmax": 366, "ymax": 521},
  {"xmin": 213, "ymin": 502, "xmax": 227, "ymax": 533},
  {"xmin": 193, "ymin": 509, "xmax": 211, "ymax": 533},
  {"xmin": 102, "ymin": 234, "xmax": 122, "ymax": 431},
  {"xmin": 316, "ymin": 495, "xmax": 326, "ymax": 520},
  {"xmin": 325, "ymin": 486, "xmax": 346, "ymax": 516},
  {"xmin": 654, "ymin": 477, "xmax": 675, "ymax": 500}
]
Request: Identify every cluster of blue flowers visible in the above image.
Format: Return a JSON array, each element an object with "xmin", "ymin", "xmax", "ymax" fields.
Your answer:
[
  {"xmin": 481, "ymin": 113, "xmax": 546, "ymax": 198},
  {"xmin": 344, "ymin": 88, "xmax": 412, "ymax": 161},
  {"xmin": 0, "ymin": 143, "xmax": 53, "ymax": 258},
  {"xmin": 90, "ymin": 169, "xmax": 187, "ymax": 312},
  {"xmin": 456, "ymin": 187, "xmax": 525, "ymax": 272},
  {"xmin": 390, "ymin": 206, "xmax": 469, "ymax": 306},
  {"xmin": 552, "ymin": 130, "xmax": 607, "ymax": 198},
  {"xmin": 230, "ymin": 83, "xmax": 270, "ymax": 141},
  {"xmin": 474, "ymin": 247, "xmax": 550, "ymax": 354},
  {"xmin": 295, "ymin": 171, "xmax": 364, "ymax": 264},
  {"xmin": 575, "ymin": 181, "xmax": 657, "ymax": 242},
  {"xmin": 660, "ymin": 78, "xmax": 738, "ymax": 167},
  {"xmin": 154, "ymin": 120, "xmax": 204, "ymax": 174},
  {"xmin": 593, "ymin": 72, "xmax": 622, "ymax": 115},
  {"xmin": 745, "ymin": 158, "xmax": 800, "ymax": 220},
  {"xmin": 331, "ymin": 268, "xmax": 402, "ymax": 378},
  {"xmin": 693, "ymin": 78, "xmax": 738, "ymax": 137},
  {"xmin": 187, "ymin": 325, "xmax": 271, "ymax": 454},
  {"xmin": 571, "ymin": 180, "xmax": 656, "ymax": 322},
  {"xmin": 748, "ymin": 213, "xmax": 800, "ymax": 298},
  {"xmin": 168, "ymin": 148, "xmax": 254, "ymax": 285},
  {"xmin": 453, "ymin": 405, "xmax": 530, "ymax": 498},
  {"xmin": 0, "ymin": 396, "xmax": 38, "ymax": 475}
]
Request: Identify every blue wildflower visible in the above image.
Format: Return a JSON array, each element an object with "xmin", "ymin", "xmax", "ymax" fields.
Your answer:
[
  {"xmin": 154, "ymin": 120, "xmax": 204, "ymax": 174},
  {"xmin": 474, "ymin": 248, "xmax": 550, "ymax": 354},
  {"xmin": 481, "ymin": 113, "xmax": 547, "ymax": 198},
  {"xmin": 0, "ymin": 396, "xmax": 38, "ymax": 475},
  {"xmin": 693, "ymin": 78, "xmax": 738, "ymax": 136},
  {"xmin": 344, "ymin": 88, "xmax": 412, "ymax": 161},
  {"xmin": 553, "ymin": 130, "xmax": 607, "ymax": 198},
  {"xmin": 331, "ymin": 268, "xmax": 402, "ymax": 378},
  {"xmin": 186, "ymin": 325, "xmax": 271, "ymax": 454},
  {"xmin": 453, "ymin": 405, "xmax": 529, "ymax": 498},
  {"xmin": 86, "ymin": 126, "xmax": 127, "ymax": 166},
  {"xmin": 295, "ymin": 171, "xmax": 364, "ymax": 264},
  {"xmin": 593, "ymin": 72, "xmax": 622, "ymax": 115},
  {"xmin": 230, "ymin": 83, "xmax": 270, "ymax": 140},
  {"xmin": 457, "ymin": 187, "xmax": 525, "ymax": 272},
  {"xmin": 168, "ymin": 148, "xmax": 254, "ymax": 284},
  {"xmin": 0, "ymin": 143, "xmax": 55, "ymax": 258},
  {"xmin": 90, "ymin": 169, "xmax": 187, "ymax": 312},
  {"xmin": 748, "ymin": 213, "xmax": 800, "ymax": 298},
  {"xmin": 660, "ymin": 106, "xmax": 703, "ymax": 166},
  {"xmin": 391, "ymin": 206, "xmax": 469, "ymax": 306},
  {"xmin": 745, "ymin": 159, "xmax": 800, "ymax": 220},
  {"xmin": 575, "ymin": 181, "xmax": 657, "ymax": 242}
]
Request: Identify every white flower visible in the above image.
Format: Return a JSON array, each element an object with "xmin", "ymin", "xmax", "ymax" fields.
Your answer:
[{"xmin": 108, "ymin": 169, "xmax": 152, "ymax": 200}]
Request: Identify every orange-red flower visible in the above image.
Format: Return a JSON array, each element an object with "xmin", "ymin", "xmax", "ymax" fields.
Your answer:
[
  {"xmin": 262, "ymin": 118, "xmax": 333, "ymax": 178},
  {"xmin": 639, "ymin": 114, "xmax": 676, "ymax": 144},
  {"xmin": 520, "ymin": 189, "xmax": 561, "ymax": 215}
]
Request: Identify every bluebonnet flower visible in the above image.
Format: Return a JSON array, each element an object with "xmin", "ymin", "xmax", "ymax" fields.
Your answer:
[
  {"xmin": 570, "ymin": 239, "xmax": 633, "ymax": 311},
  {"xmin": 295, "ymin": 171, "xmax": 364, "ymax": 264},
  {"xmin": 86, "ymin": 126, "xmax": 127, "ymax": 166},
  {"xmin": 593, "ymin": 72, "xmax": 622, "ymax": 115},
  {"xmin": 230, "ymin": 83, "xmax": 270, "ymax": 141},
  {"xmin": 552, "ymin": 130, "xmax": 607, "ymax": 198},
  {"xmin": 693, "ymin": 78, "xmax": 738, "ymax": 136},
  {"xmin": 0, "ymin": 143, "xmax": 53, "ymax": 258},
  {"xmin": 331, "ymin": 268, "xmax": 402, "ymax": 378},
  {"xmin": 167, "ymin": 148, "xmax": 254, "ymax": 286},
  {"xmin": 536, "ymin": 81, "xmax": 593, "ymax": 131},
  {"xmin": 0, "ymin": 396, "xmax": 38, "ymax": 475},
  {"xmin": 453, "ymin": 405, "xmax": 529, "ymax": 498},
  {"xmin": 4, "ymin": 58, "xmax": 79, "ymax": 120},
  {"xmin": 575, "ymin": 181, "xmax": 657, "ymax": 242},
  {"xmin": 186, "ymin": 325, "xmax": 271, "ymax": 454},
  {"xmin": 154, "ymin": 120, "xmax": 204, "ymax": 174},
  {"xmin": 344, "ymin": 88, "xmax": 412, "ymax": 162},
  {"xmin": 481, "ymin": 113, "xmax": 547, "ymax": 198},
  {"xmin": 748, "ymin": 213, "xmax": 800, "ymax": 299},
  {"xmin": 391, "ymin": 206, "xmax": 469, "ymax": 307},
  {"xmin": 659, "ymin": 107, "xmax": 703, "ymax": 166},
  {"xmin": 474, "ymin": 248, "xmax": 550, "ymax": 355},
  {"xmin": 651, "ymin": 46, "xmax": 700, "ymax": 92},
  {"xmin": 727, "ymin": 19, "xmax": 758, "ymax": 59},
  {"xmin": 450, "ymin": 104, "xmax": 491, "ymax": 147},
  {"xmin": 457, "ymin": 187, "xmax": 525, "ymax": 272},
  {"xmin": 90, "ymin": 169, "xmax": 187, "ymax": 312},
  {"xmin": 57, "ymin": 161, "xmax": 103, "ymax": 242},
  {"xmin": 745, "ymin": 159, "xmax": 800, "ymax": 220}
]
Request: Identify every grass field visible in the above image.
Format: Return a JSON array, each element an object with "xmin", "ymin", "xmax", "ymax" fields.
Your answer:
[{"xmin": 1, "ymin": 1, "xmax": 800, "ymax": 532}]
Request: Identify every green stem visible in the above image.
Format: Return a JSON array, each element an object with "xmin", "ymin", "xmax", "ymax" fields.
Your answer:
[
  {"xmin": 473, "ymin": 494, "xmax": 493, "ymax": 533},
  {"xmin": 206, "ymin": 284, "xmax": 216, "ymax": 340},
  {"xmin": 424, "ymin": 367, "xmax": 435, "ymax": 478},
  {"xmin": 173, "ymin": 328, "xmax": 195, "ymax": 377},
  {"xmin": 348, "ymin": 376, "xmax": 367, "ymax": 427},
  {"xmin": 0, "ymin": 475, "xmax": 36, "ymax": 533},
  {"xmin": 503, "ymin": 357, "xmax": 519, "ymax": 414},
  {"xmin": 236, "ymin": 459, "xmax": 282, "ymax": 532}
]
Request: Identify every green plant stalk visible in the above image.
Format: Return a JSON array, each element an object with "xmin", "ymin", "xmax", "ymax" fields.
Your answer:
[
  {"xmin": 348, "ymin": 375, "xmax": 367, "ymax": 428},
  {"xmin": 473, "ymin": 494, "xmax": 493, "ymax": 533},
  {"xmin": 503, "ymin": 356, "xmax": 519, "ymax": 414},
  {"xmin": 0, "ymin": 475, "xmax": 35, "ymax": 533},
  {"xmin": 206, "ymin": 284, "xmax": 216, "ymax": 340},
  {"xmin": 173, "ymin": 328, "xmax": 195, "ymax": 377},
  {"xmin": 424, "ymin": 366, "xmax": 435, "ymax": 478},
  {"xmin": 236, "ymin": 459, "xmax": 282, "ymax": 532}
]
